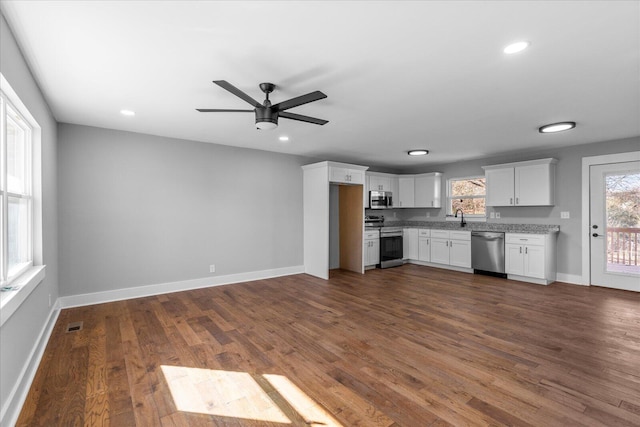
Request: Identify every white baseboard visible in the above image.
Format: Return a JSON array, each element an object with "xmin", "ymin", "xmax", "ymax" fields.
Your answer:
[
  {"xmin": 58, "ymin": 265, "xmax": 305, "ymax": 309},
  {"xmin": 406, "ymin": 259, "xmax": 474, "ymax": 274},
  {"xmin": 556, "ymin": 273, "xmax": 585, "ymax": 285},
  {"xmin": 1, "ymin": 305, "xmax": 60, "ymax": 427}
]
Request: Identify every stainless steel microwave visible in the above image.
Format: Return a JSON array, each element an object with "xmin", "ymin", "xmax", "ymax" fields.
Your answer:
[{"xmin": 370, "ymin": 191, "xmax": 393, "ymax": 209}]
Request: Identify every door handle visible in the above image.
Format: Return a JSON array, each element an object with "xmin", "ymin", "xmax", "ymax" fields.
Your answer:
[
  {"xmin": 592, "ymin": 225, "xmax": 598, "ymax": 229},
  {"xmin": 592, "ymin": 233, "xmax": 600, "ymax": 237}
]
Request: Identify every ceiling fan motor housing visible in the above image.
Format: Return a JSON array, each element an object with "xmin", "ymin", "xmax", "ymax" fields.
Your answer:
[{"xmin": 255, "ymin": 107, "xmax": 278, "ymax": 129}]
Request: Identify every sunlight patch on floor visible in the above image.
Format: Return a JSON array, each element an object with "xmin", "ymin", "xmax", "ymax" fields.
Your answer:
[
  {"xmin": 264, "ymin": 373, "xmax": 343, "ymax": 426},
  {"xmin": 161, "ymin": 365, "xmax": 291, "ymax": 423}
]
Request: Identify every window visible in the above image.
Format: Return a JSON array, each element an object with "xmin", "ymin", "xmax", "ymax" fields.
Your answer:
[
  {"xmin": 448, "ymin": 176, "xmax": 486, "ymax": 217},
  {"xmin": 1, "ymin": 85, "xmax": 33, "ymax": 284}
]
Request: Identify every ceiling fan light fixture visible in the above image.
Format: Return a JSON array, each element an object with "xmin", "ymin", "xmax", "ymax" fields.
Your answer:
[
  {"xmin": 408, "ymin": 149, "xmax": 429, "ymax": 156},
  {"xmin": 538, "ymin": 121, "xmax": 576, "ymax": 133},
  {"xmin": 255, "ymin": 106, "xmax": 278, "ymax": 130},
  {"xmin": 256, "ymin": 120, "xmax": 277, "ymax": 130}
]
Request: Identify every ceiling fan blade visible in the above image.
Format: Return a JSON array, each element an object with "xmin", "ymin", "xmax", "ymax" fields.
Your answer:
[
  {"xmin": 279, "ymin": 111, "xmax": 328, "ymax": 125},
  {"xmin": 196, "ymin": 108, "xmax": 253, "ymax": 112},
  {"xmin": 272, "ymin": 91, "xmax": 327, "ymax": 112},
  {"xmin": 212, "ymin": 80, "xmax": 262, "ymax": 108}
]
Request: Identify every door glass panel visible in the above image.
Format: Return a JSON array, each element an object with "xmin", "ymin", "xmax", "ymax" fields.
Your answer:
[{"xmin": 605, "ymin": 172, "xmax": 640, "ymax": 275}]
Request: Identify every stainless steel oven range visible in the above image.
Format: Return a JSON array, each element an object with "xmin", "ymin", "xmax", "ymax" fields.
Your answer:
[{"xmin": 379, "ymin": 226, "xmax": 403, "ymax": 268}]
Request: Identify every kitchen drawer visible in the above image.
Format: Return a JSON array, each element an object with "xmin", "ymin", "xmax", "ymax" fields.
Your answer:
[
  {"xmin": 506, "ymin": 233, "xmax": 545, "ymax": 245},
  {"xmin": 449, "ymin": 230, "xmax": 471, "ymax": 241},
  {"xmin": 430, "ymin": 229, "xmax": 450, "ymax": 239},
  {"xmin": 364, "ymin": 230, "xmax": 380, "ymax": 239},
  {"xmin": 418, "ymin": 229, "xmax": 431, "ymax": 237}
]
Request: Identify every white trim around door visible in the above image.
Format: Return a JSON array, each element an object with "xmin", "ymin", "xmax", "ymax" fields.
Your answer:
[{"xmin": 581, "ymin": 151, "xmax": 640, "ymax": 286}]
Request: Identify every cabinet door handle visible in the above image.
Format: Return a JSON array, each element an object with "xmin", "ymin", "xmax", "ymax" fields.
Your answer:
[
  {"xmin": 525, "ymin": 247, "xmax": 528, "ymax": 254},
  {"xmin": 519, "ymin": 247, "xmax": 522, "ymax": 254},
  {"xmin": 516, "ymin": 197, "xmax": 519, "ymax": 204},
  {"xmin": 510, "ymin": 197, "xmax": 513, "ymax": 205}
]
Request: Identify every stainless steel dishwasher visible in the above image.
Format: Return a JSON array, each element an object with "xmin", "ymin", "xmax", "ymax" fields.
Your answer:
[{"xmin": 471, "ymin": 231, "xmax": 505, "ymax": 275}]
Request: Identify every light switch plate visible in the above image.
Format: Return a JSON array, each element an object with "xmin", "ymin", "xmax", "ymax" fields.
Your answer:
[
  {"xmin": 490, "ymin": 212, "xmax": 495, "ymax": 219},
  {"xmin": 495, "ymin": 212, "xmax": 501, "ymax": 219},
  {"xmin": 561, "ymin": 211, "xmax": 570, "ymax": 219}
]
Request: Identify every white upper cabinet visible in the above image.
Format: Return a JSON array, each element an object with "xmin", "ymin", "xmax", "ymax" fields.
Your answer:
[
  {"xmin": 483, "ymin": 158, "xmax": 557, "ymax": 206},
  {"xmin": 398, "ymin": 177, "xmax": 415, "ymax": 207},
  {"xmin": 414, "ymin": 173, "xmax": 442, "ymax": 208},
  {"xmin": 484, "ymin": 167, "xmax": 515, "ymax": 206},
  {"xmin": 330, "ymin": 166, "xmax": 365, "ymax": 185},
  {"xmin": 368, "ymin": 174, "xmax": 393, "ymax": 192}
]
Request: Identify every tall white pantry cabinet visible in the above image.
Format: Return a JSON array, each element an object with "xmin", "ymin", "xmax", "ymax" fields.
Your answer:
[{"xmin": 303, "ymin": 161, "xmax": 369, "ymax": 279}]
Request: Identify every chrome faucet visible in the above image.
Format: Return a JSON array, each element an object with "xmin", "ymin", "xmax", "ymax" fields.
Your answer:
[{"xmin": 454, "ymin": 208, "xmax": 466, "ymax": 227}]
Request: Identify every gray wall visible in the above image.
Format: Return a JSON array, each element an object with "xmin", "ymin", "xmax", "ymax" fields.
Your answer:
[
  {"xmin": 58, "ymin": 124, "xmax": 313, "ymax": 296},
  {"xmin": 373, "ymin": 136, "xmax": 640, "ymax": 279},
  {"xmin": 0, "ymin": 13, "xmax": 59, "ymax": 423}
]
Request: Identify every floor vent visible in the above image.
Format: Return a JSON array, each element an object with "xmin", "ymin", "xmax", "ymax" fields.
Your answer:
[{"xmin": 66, "ymin": 321, "xmax": 83, "ymax": 333}]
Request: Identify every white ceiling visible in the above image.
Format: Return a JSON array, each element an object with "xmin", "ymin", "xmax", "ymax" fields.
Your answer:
[{"xmin": 2, "ymin": 1, "xmax": 639, "ymax": 170}]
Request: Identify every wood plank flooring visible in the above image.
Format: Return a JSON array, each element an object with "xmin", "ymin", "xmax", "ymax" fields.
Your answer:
[{"xmin": 17, "ymin": 265, "xmax": 640, "ymax": 426}]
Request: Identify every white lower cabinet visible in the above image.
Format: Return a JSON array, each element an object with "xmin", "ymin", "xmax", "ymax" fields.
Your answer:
[
  {"xmin": 403, "ymin": 228, "xmax": 419, "ymax": 260},
  {"xmin": 505, "ymin": 233, "xmax": 557, "ymax": 284},
  {"xmin": 430, "ymin": 236, "xmax": 450, "ymax": 264},
  {"xmin": 430, "ymin": 229, "xmax": 471, "ymax": 268},
  {"xmin": 418, "ymin": 229, "xmax": 430, "ymax": 262},
  {"xmin": 364, "ymin": 230, "xmax": 380, "ymax": 267},
  {"xmin": 449, "ymin": 238, "xmax": 472, "ymax": 268}
]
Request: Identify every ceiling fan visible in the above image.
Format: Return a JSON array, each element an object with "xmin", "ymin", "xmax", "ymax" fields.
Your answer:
[{"xmin": 197, "ymin": 80, "xmax": 328, "ymax": 130}]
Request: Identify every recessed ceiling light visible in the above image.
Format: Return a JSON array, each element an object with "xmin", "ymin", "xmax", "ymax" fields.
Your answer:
[
  {"xmin": 120, "ymin": 109, "xmax": 135, "ymax": 116},
  {"xmin": 279, "ymin": 136, "xmax": 289, "ymax": 141},
  {"xmin": 504, "ymin": 41, "xmax": 530, "ymax": 54},
  {"xmin": 539, "ymin": 121, "xmax": 576, "ymax": 133},
  {"xmin": 408, "ymin": 149, "xmax": 429, "ymax": 156}
]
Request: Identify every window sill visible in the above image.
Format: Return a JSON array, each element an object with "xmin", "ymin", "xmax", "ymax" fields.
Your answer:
[
  {"xmin": 445, "ymin": 216, "xmax": 487, "ymax": 223},
  {"xmin": 0, "ymin": 265, "xmax": 46, "ymax": 327}
]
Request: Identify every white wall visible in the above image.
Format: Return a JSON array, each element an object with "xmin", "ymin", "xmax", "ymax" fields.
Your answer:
[
  {"xmin": 378, "ymin": 136, "xmax": 640, "ymax": 281},
  {"xmin": 0, "ymin": 13, "xmax": 59, "ymax": 425},
  {"xmin": 58, "ymin": 123, "xmax": 313, "ymax": 297}
]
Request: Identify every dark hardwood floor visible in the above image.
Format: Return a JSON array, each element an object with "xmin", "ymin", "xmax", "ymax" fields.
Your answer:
[{"xmin": 17, "ymin": 265, "xmax": 640, "ymax": 426}]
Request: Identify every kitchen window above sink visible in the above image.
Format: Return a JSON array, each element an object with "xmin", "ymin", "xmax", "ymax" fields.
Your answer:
[{"xmin": 447, "ymin": 176, "xmax": 486, "ymax": 220}]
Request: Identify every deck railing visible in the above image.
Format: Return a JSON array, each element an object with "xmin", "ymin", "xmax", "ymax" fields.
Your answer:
[{"xmin": 607, "ymin": 227, "xmax": 640, "ymax": 266}]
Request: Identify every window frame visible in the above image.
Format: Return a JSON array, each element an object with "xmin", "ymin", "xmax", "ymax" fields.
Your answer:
[
  {"xmin": 1, "ymin": 91, "xmax": 34, "ymax": 284},
  {"xmin": 0, "ymin": 72, "xmax": 45, "ymax": 328},
  {"xmin": 446, "ymin": 175, "xmax": 487, "ymax": 220}
]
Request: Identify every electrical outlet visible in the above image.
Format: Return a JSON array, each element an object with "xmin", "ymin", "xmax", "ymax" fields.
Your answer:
[
  {"xmin": 209, "ymin": 264, "xmax": 216, "ymax": 273},
  {"xmin": 495, "ymin": 212, "xmax": 501, "ymax": 219},
  {"xmin": 489, "ymin": 212, "xmax": 495, "ymax": 219},
  {"xmin": 561, "ymin": 211, "xmax": 570, "ymax": 219}
]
